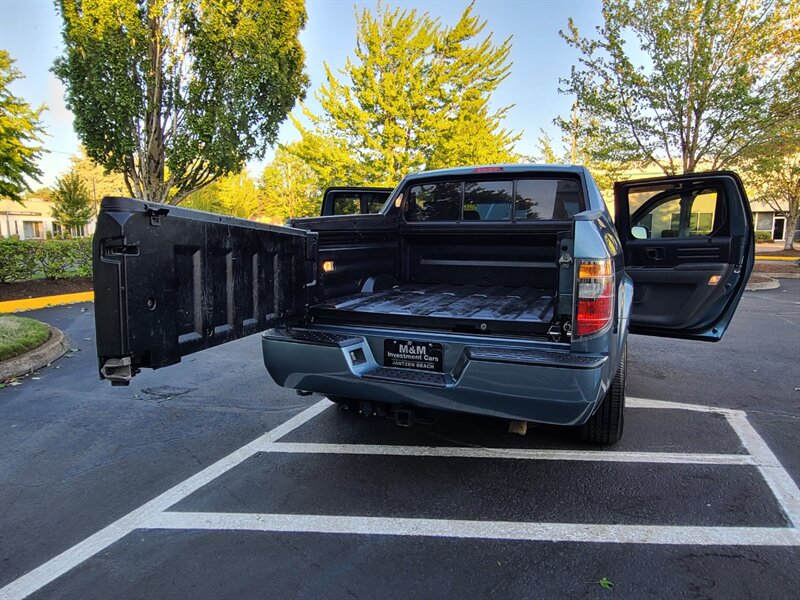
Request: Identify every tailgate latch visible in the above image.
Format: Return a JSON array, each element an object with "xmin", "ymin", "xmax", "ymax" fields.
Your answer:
[
  {"xmin": 145, "ymin": 206, "xmax": 169, "ymax": 226},
  {"xmin": 558, "ymin": 252, "xmax": 573, "ymax": 269}
]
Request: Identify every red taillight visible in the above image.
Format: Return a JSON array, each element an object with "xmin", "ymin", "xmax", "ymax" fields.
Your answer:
[
  {"xmin": 472, "ymin": 166, "xmax": 504, "ymax": 173},
  {"xmin": 575, "ymin": 259, "xmax": 614, "ymax": 337}
]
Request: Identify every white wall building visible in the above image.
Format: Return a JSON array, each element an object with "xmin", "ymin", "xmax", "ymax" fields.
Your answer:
[{"xmin": 0, "ymin": 197, "xmax": 96, "ymax": 239}]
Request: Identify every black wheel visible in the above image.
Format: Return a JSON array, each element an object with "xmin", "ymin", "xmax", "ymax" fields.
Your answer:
[{"xmin": 580, "ymin": 344, "xmax": 627, "ymax": 445}]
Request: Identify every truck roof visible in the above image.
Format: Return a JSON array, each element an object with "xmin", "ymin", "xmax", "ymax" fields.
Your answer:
[{"xmin": 402, "ymin": 164, "xmax": 587, "ymax": 183}]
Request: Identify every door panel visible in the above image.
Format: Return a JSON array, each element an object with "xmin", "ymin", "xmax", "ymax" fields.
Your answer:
[
  {"xmin": 615, "ymin": 172, "xmax": 753, "ymax": 341},
  {"xmin": 93, "ymin": 197, "xmax": 317, "ymax": 384}
]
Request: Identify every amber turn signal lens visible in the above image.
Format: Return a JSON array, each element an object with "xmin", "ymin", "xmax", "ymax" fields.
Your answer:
[
  {"xmin": 322, "ymin": 260, "xmax": 335, "ymax": 273},
  {"xmin": 707, "ymin": 274, "xmax": 721, "ymax": 286},
  {"xmin": 578, "ymin": 259, "xmax": 612, "ymax": 279}
]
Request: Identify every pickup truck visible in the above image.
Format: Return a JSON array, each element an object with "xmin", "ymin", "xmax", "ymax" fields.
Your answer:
[{"xmin": 92, "ymin": 165, "xmax": 754, "ymax": 444}]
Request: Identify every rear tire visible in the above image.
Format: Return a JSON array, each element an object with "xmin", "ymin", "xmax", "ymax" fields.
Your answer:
[{"xmin": 580, "ymin": 344, "xmax": 627, "ymax": 445}]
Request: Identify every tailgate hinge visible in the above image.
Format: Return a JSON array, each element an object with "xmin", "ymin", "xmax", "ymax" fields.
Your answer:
[
  {"xmin": 100, "ymin": 356, "xmax": 133, "ymax": 386},
  {"xmin": 305, "ymin": 232, "xmax": 318, "ymax": 258}
]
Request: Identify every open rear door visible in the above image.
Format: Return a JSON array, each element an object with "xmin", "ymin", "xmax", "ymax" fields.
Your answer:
[
  {"xmin": 93, "ymin": 197, "xmax": 318, "ymax": 384},
  {"xmin": 614, "ymin": 171, "xmax": 754, "ymax": 341}
]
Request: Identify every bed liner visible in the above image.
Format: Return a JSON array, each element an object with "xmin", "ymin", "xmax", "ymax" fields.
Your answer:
[{"xmin": 313, "ymin": 283, "xmax": 556, "ymax": 324}]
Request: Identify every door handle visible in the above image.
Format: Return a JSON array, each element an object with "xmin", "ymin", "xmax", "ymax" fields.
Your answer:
[{"xmin": 646, "ymin": 247, "xmax": 664, "ymax": 261}]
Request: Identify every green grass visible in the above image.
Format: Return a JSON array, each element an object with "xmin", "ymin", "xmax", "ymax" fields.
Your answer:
[{"xmin": 0, "ymin": 315, "xmax": 51, "ymax": 362}]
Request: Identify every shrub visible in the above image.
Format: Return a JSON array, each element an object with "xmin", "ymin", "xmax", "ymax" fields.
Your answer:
[
  {"xmin": 755, "ymin": 231, "xmax": 773, "ymax": 243},
  {"xmin": 0, "ymin": 239, "xmax": 36, "ymax": 282},
  {"xmin": 32, "ymin": 240, "xmax": 80, "ymax": 279},
  {"xmin": 0, "ymin": 237, "xmax": 93, "ymax": 281},
  {"xmin": 72, "ymin": 238, "xmax": 94, "ymax": 277}
]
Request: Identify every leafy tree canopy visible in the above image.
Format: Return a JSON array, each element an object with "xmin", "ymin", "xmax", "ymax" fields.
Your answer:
[
  {"xmin": 54, "ymin": 0, "xmax": 309, "ymax": 205},
  {"xmin": 51, "ymin": 172, "xmax": 94, "ymax": 231},
  {"xmin": 69, "ymin": 146, "xmax": 128, "ymax": 203},
  {"xmin": 291, "ymin": 2, "xmax": 520, "ymax": 189},
  {"xmin": 561, "ymin": 0, "xmax": 800, "ymax": 175},
  {"xmin": 0, "ymin": 50, "xmax": 45, "ymax": 202},
  {"xmin": 743, "ymin": 64, "xmax": 800, "ymax": 249},
  {"xmin": 183, "ymin": 170, "xmax": 261, "ymax": 218},
  {"xmin": 537, "ymin": 103, "xmax": 629, "ymax": 199},
  {"xmin": 260, "ymin": 142, "xmax": 320, "ymax": 222}
]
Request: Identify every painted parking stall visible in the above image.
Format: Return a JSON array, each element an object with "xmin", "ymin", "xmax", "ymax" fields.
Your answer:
[{"xmin": 2, "ymin": 395, "xmax": 799, "ymax": 600}]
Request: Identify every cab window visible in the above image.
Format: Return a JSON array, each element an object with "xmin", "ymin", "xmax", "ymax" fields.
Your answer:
[
  {"xmin": 331, "ymin": 193, "xmax": 361, "ymax": 215},
  {"xmin": 631, "ymin": 187, "xmax": 724, "ymax": 239},
  {"xmin": 405, "ymin": 181, "xmax": 462, "ymax": 221},
  {"xmin": 463, "ymin": 181, "xmax": 513, "ymax": 221},
  {"xmin": 515, "ymin": 179, "xmax": 582, "ymax": 220}
]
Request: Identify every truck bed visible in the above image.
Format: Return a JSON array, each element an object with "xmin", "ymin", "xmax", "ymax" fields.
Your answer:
[{"xmin": 312, "ymin": 283, "xmax": 556, "ymax": 328}]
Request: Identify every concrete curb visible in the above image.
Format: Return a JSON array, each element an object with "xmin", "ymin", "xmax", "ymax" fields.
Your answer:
[
  {"xmin": 0, "ymin": 291, "xmax": 94, "ymax": 314},
  {"xmin": 746, "ymin": 276, "xmax": 780, "ymax": 291},
  {"xmin": 0, "ymin": 325, "xmax": 71, "ymax": 380},
  {"xmin": 754, "ymin": 256, "xmax": 799, "ymax": 262}
]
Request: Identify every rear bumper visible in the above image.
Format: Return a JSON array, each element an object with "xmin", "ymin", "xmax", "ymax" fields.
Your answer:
[{"xmin": 261, "ymin": 327, "xmax": 612, "ymax": 426}]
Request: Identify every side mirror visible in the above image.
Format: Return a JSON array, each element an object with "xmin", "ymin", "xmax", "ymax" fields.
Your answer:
[{"xmin": 631, "ymin": 225, "xmax": 649, "ymax": 240}]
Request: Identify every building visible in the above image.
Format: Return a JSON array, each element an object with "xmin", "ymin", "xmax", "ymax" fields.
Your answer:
[
  {"xmin": 0, "ymin": 196, "xmax": 96, "ymax": 239},
  {"xmin": 750, "ymin": 199, "xmax": 799, "ymax": 243}
]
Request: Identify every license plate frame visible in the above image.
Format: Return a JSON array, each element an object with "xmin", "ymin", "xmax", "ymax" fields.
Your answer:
[{"xmin": 383, "ymin": 339, "xmax": 444, "ymax": 372}]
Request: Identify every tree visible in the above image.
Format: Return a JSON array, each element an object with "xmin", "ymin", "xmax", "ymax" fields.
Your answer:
[
  {"xmin": 291, "ymin": 3, "xmax": 520, "ymax": 189},
  {"xmin": 182, "ymin": 170, "xmax": 262, "ymax": 218},
  {"xmin": 260, "ymin": 143, "xmax": 320, "ymax": 221},
  {"xmin": 538, "ymin": 102, "xmax": 629, "ymax": 200},
  {"xmin": 54, "ymin": 0, "xmax": 309, "ymax": 205},
  {"xmin": 0, "ymin": 50, "xmax": 46, "ymax": 202},
  {"xmin": 51, "ymin": 172, "xmax": 94, "ymax": 234},
  {"xmin": 560, "ymin": 0, "xmax": 800, "ymax": 175},
  {"xmin": 744, "ymin": 65, "xmax": 800, "ymax": 250},
  {"xmin": 69, "ymin": 147, "xmax": 127, "ymax": 206}
]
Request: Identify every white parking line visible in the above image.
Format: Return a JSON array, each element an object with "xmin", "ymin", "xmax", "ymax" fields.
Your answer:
[
  {"xmin": 0, "ymin": 400, "xmax": 332, "ymax": 600},
  {"xmin": 260, "ymin": 442, "xmax": 755, "ymax": 466},
  {"xmin": 2, "ymin": 396, "xmax": 799, "ymax": 600},
  {"xmin": 725, "ymin": 411, "xmax": 800, "ymax": 528},
  {"xmin": 144, "ymin": 511, "xmax": 800, "ymax": 547}
]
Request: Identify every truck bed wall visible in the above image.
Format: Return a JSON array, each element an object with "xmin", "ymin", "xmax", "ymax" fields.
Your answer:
[
  {"xmin": 311, "ymin": 220, "xmax": 568, "ymax": 302},
  {"xmin": 402, "ymin": 228, "xmax": 561, "ymax": 288}
]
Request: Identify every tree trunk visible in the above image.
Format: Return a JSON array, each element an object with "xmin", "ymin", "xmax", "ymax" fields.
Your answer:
[{"xmin": 783, "ymin": 211, "xmax": 798, "ymax": 250}]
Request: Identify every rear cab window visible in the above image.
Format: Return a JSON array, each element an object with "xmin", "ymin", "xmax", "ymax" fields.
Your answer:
[{"xmin": 404, "ymin": 175, "xmax": 585, "ymax": 222}]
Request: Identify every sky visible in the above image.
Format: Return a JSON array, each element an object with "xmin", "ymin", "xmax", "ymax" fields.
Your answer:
[{"xmin": 0, "ymin": 0, "xmax": 604, "ymax": 188}]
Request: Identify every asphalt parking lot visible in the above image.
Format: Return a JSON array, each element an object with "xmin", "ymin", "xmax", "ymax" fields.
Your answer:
[{"xmin": 1, "ymin": 280, "xmax": 798, "ymax": 599}]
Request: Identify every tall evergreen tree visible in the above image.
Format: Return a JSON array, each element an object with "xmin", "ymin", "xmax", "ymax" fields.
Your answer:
[
  {"xmin": 292, "ymin": 3, "xmax": 520, "ymax": 188},
  {"xmin": 51, "ymin": 172, "xmax": 94, "ymax": 234}
]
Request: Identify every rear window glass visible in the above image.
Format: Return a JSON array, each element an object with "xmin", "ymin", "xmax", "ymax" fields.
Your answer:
[
  {"xmin": 515, "ymin": 179, "xmax": 582, "ymax": 220},
  {"xmin": 405, "ymin": 182, "xmax": 462, "ymax": 221},
  {"xmin": 404, "ymin": 176, "xmax": 584, "ymax": 222},
  {"xmin": 464, "ymin": 180, "xmax": 513, "ymax": 221},
  {"xmin": 332, "ymin": 194, "xmax": 360, "ymax": 215}
]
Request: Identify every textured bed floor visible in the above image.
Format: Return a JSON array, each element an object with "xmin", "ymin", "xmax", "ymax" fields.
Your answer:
[{"xmin": 315, "ymin": 284, "xmax": 555, "ymax": 323}]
